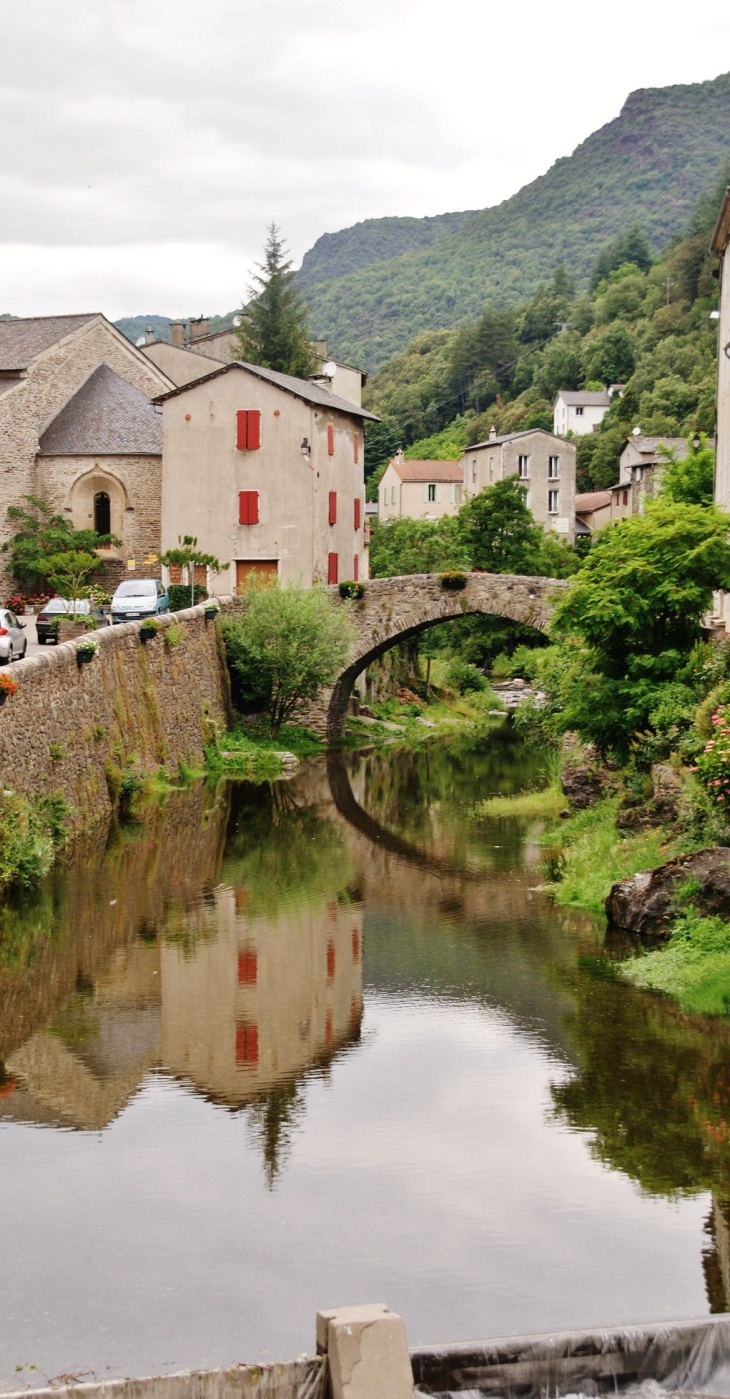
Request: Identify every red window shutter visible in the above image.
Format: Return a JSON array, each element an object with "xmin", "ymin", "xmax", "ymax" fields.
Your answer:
[
  {"xmin": 328, "ymin": 552, "xmax": 338, "ymax": 585},
  {"xmin": 329, "ymin": 490, "xmax": 337, "ymax": 525},
  {"xmin": 235, "ymin": 1022, "xmax": 259, "ymax": 1065},
  {"xmin": 352, "ymin": 929, "xmax": 360, "ymax": 962},
  {"xmin": 353, "ymin": 553, "xmax": 359, "ymax": 582},
  {"xmin": 236, "ymin": 411, "xmax": 248, "ymax": 450},
  {"xmin": 247, "ymin": 410, "xmax": 261, "ymax": 450},
  {"xmin": 239, "ymin": 491, "xmax": 259, "ymax": 525},
  {"xmin": 354, "ymin": 433, "xmax": 360, "ymax": 464},
  {"xmin": 238, "ymin": 949, "xmax": 257, "ymax": 985},
  {"xmin": 327, "ymin": 940, "xmax": 336, "ymax": 981},
  {"xmin": 327, "ymin": 424, "xmax": 334, "ymax": 456},
  {"xmin": 354, "ymin": 497, "xmax": 361, "ymax": 530}
]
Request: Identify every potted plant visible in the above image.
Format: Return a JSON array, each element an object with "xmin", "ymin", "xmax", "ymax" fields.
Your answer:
[
  {"xmin": 440, "ymin": 570, "xmax": 467, "ymax": 590},
  {"xmin": 339, "ymin": 580, "xmax": 365, "ymax": 600},
  {"xmin": 204, "ymin": 600, "xmax": 221, "ymax": 621},
  {"xmin": 140, "ymin": 617, "xmax": 163, "ymax": 643},
  {"xmin": 76, "ymin": 638, "xmax": 100, "ymax": 667},
  {"xmin": 0, "ymin": 673, "xmax": 18, "ymax": 706}
]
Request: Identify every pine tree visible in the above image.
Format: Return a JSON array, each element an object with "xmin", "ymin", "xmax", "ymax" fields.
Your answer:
[{"xmin": 232, "ymin": 224, "xmax": 317, "ymax": 378}]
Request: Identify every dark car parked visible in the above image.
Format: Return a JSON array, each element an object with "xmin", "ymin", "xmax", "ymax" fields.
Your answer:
[{"xmin": 36, "ymin": 598, "xmax": 111, "ymax": 644}]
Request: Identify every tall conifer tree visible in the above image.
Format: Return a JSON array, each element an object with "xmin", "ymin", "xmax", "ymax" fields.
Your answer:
[{"xmin": 233, "ymin": 224, "xmax": 317, "ymax": 378}]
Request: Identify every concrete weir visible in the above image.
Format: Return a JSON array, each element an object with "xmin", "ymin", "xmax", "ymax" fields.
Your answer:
[{"xmin": 6, "ymin": 1310, "xmax": 730, "ymax": 1399}]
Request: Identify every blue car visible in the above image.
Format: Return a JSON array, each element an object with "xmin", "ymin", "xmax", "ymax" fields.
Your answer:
[{"xmin": 110, "ymin": 579, "xmax": 170, "ymax": 624}]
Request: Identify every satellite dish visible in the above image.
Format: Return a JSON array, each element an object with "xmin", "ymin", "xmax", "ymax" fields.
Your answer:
[
  {"xmin": 632, "ymin": 425, "xmax": 641, "ymax": 436},
  {"xmin": 135, "ymin": 336, "xmax": 146, "ymax": 347},
  {"xmin": 322, "ymin": 360, "xmax": 337, "ymax": 379},
  {"xmin": 232, "ymin": 314, "xmax": 242, "ymax": 327}
]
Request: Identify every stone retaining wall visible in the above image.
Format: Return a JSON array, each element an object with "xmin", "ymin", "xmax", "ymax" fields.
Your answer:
[{"xmin": 0, "ymin": 602, "xmax": 233, "ymax": 832}]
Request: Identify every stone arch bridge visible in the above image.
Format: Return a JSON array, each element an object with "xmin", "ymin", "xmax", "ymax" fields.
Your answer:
[{"xmin": 312, "ymin": 572, "xmax": 568, "ymax": 740}]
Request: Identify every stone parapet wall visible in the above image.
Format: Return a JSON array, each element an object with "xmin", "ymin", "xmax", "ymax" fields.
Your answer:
[{"xmin": 0, "ymin": 602, "xmax": 234, "ymax": 831}]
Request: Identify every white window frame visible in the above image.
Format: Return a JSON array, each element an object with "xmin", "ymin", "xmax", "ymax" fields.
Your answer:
[
  {"xmin": 548, "ymin": 455, "xmax": 559, "ymax": 479},
  {"xmin": 548, "ymin": 489, "xmax": 559, "ymax": 514},
  {"xmin": 518, "ymin": 455, "xmax": 529, "ymax": 479},
  {"xmin": 427, "ymin": 483, "xmax": 436, "ymax": 502},
  {"xmin": 575, "ymin": 405, "xmax": 584, "ymax": 417}
]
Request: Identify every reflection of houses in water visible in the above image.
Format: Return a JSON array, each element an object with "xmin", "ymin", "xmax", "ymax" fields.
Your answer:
[
  {"xmin": 1, "ymin": 882, "xmax": 363, "ymax": 1143},
  {"xmin": 161, "ymin": 885, "xmax": 363, "ymax": 1107}
]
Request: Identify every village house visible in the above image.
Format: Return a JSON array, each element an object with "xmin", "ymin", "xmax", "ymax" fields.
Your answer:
[
  {"xmin": 0, "ymin": 314, "xmax": 172, "ymax": 593},
  {"xmin": 377, "ymin": 453, "xmax": 464, "ymax": 522},
  {"xmin": 142, "ymin": 327, "xmax": 367, "ymax": 408},
  {"xmin": 155, "ymin": 360, "xmax": 377, "ymax": 594},
  {"xmin": 553, "ymin": 388, "xmax": 623, "ymax": 437},
  {"xmin": 574, "ymin": 490, "xmax": 612, "ymax": 537},
  {"xmin": 461, "ymin": 427, "xmax": 576, "ymax": 543}
]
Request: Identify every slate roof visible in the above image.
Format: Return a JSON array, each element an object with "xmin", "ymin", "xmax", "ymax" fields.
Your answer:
[
  {"xmin": 555, "ymin": 390, "xmax": 610, "ymax": 407},
  {"xmin": 575, "ymin": 490, "xmax": 612, "ymax": 512},
  {"xmin": 153, "ymin": 360, "xmax": 380, "ymax": 421},
  {"xmin": 468, "ymin": 428, "xmax": 561, "ymax": 449},
  {"xmin": 38, "ymin": 365, "xmax": 162, "ymax": 456},
  {"xmin": 390, "ymin": 459, "xmax": 463, "ymax": 482},
  {"xmin": 0, "ymin": 314, "xmax": 98, "ymax": 371},
  {"xmin": 622, "ymin": 435, "xmax": 688, "ymax": 458}
]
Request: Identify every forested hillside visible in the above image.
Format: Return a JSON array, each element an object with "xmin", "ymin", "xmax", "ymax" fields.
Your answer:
[
  {"xmin": 363, "ymin": 174, "xmax": 727, "ymax": 495},
  {"xmin": 300, "ymin": 71, "xmax": 730, "ymax": 369}
]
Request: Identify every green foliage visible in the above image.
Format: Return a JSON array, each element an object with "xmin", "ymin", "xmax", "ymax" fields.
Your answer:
[
  {"xmin": 622, "ymin": 911, "xmax": 730, "ymax": 1018},
  {"xmin": 299, "ymin": 74, "xmax": 730, "ymax": 368},
  {"xmin": 168, "ymin": 582, "xmax": 208, "ymax": 611},
  {"xmin": 445, "ymin": 658, "xmax": 487, "ymax": 695},
  {"xmin": 369, "ymin": 516, "xmax": 468, "ymax": 577},
  {"xmin": 459, "ymin": 476, "xmax": 544, "ymax": 574},
  {"xmin": 220, "ymin": 582, "xmax": 354, "ymax": 735},
  {"xmin": 440, "ymin": 570, "xmax": 467, "ymax": 590},
  {"xmin": 543, "ymin": 796, "xmax": 676, "ymax": 915},
  {"xmin": 695, "ymin": 704, "xmax": 730, "ymax": 814},
  {"xmin": 659, "ymin": 435, "xmax": 715, "ymax": 506},
  {"xmin": 404, "ymin": 418, "xmax": 469, "ymax": 461},
  {"xmin": 338, "ymin": 580, "xmax": 365, "ymax": 600},
  {"xmin": 159, "ymin": 536, "xmax": 222, "ymax": 609},
  {"xmin": 0, "ymin": 789, "xmax": 65, "ymax": 893},
  {"xmin": 232, "ymin": 223, "xmax": 317, "ymax": 378},
  {"xmin": 590, "ymin": 224, "xmax": 653, "ymax": 288},
  {"xmin": 163, "ymin": 622, "xmax": 187, "ymax": 649},
  {"xmin": 549, "ymin": 501, "xmax": 730, "ymax": 753},
  {"xmin": 45, "ymin": 549, "xmax": 101, "ymax": 608},
  {"xmin": 3, "ymin": 496, "xmax": 120, "ymax": 594}
]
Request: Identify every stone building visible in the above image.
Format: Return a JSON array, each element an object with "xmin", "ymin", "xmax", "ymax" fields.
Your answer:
[
  {"xmin": 156, "ymin": 359, "xmax": 377, "ymax": 593},
  {"xmin": 377, "ymin": 453, "xmax": 464, "ymax": 522},
  {"xmin": 0, "ymin": 314, "xmax": 172, "ymax": 592},
  {"xmin": 461, "ymin": 427, "xmax": 576, "ymax": 543}
]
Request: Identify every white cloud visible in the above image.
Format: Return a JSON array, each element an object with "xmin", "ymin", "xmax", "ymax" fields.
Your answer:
[{"xmin": 0, "ymin": 0, "xmax": 728, "ymax": 315}]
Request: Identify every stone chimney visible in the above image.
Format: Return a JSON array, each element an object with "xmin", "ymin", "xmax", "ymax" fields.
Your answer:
[
  {"xmin": 488, "ymin": 425, "xmax": 497, "ymax": 441},
  {"xmin": 314, "ymin": 339, "xmax": 327, "ymax": 358},
  {"xmin": 144, "ymin": 325, "xmax": 155, "ymax": 345},
  {"xmin": 169, "ymin": 321, "xmax": 185, "ymax": 347},
  {"xmin": 189, "ymin": 316, "xmax": 209, "ymax": 342}
]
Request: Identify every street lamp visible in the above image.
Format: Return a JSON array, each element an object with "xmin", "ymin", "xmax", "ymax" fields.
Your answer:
[{"xmin": 692, "ymin": 433, "xmax": 701, "ymax": 451}]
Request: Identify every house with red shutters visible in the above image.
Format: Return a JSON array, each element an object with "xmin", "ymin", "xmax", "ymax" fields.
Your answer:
[{"xmin": 155, "ymin": 360, "xmax": 378, "ymax": 593}]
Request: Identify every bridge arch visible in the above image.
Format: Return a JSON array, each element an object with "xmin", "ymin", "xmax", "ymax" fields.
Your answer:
[{"xmin": 324, "ymin": 572, "xmax": 567, "ymax": 741}]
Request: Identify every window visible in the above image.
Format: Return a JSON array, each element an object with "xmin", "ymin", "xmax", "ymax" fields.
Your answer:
[
  {"xmin": 391, "ymin": 486, "xmax": 396, "ymax": 504},
  {"xmin": 235, "ymin": 1023, "xmax": 259, "ymax": 1065},
  {"xmin": 548, "ymin": 489, "xmax": 559, "ymax": 514},
  {"xmin": 329, "ymin": 491, "xmax": 337, "ymax": 525},
  {"xmin": 548, "ymin": 456, "xmax": 559, "ymax": 479},
  {"xmin": 328, "ymin": 552, "xmax": 339, "ymax": 584},
  {"xmin": 449, "ymin": 483, "xmax": 463, "ymax": 505},
  {"xmin": 327, "ymin": 941, "xmax": 336, "ymax": 981},
  {"xmin": 427, "ymin": 483, "xmax": 436, "ymax": 502},
  {"xmin": 239, "ymin": 490, "xmax": 259, "ymax": 525},
  {"xmin": 238, "ymin": 948, "xmax": 257, "ymax": 985},
  {"xmin": 327, "ymin": 424, "xmax": 335, "ymax": 455},
  {"xmin": 354, "ymin": 498, "xmax": 361, "ymax": 530},
  {"xmin": 353, "ymin": 553, "xmax": 359, "ymax": 582},
  {"xmin": 575, "ymin": 406, "xmax": 584, "ymax": 417},
  {"xmin": 622, "ymin": 490, "xmax": 628, "ymax": 506},
  {"xmin": 236, "ymin": 410, "xmax": 261, "ymax": 450},
  {"xmin": 354, "ymin": 433, "xmax": 360, "ymax": 464},
  {"xmin": 94, "ymin": 491, "xmax": 110, "ymax": 536},
  {"xmin": 518, "ymin": 455, "xmax": 529, "ymax": 478}
]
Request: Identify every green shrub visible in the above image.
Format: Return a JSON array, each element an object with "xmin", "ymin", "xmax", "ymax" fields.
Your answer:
[
  {"xmin": 0, "ymin": 791, "xmax": 58, "ymax": 892},
  {"xmin": 446, "ymin": 658, "xmax": 487, "ymax": 694},
  {"xmin": 168, "ymin": 583, "xmax": 207, "ymax": 612},
  {"xmin": 164, "ymin": 622, "xmax": 187, "ymax": 648}
]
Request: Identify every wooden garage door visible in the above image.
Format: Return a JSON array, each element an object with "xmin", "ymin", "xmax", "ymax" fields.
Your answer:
[{"xmin": 236, "ymin": 560, "xmax": 278, "ymax": 592}]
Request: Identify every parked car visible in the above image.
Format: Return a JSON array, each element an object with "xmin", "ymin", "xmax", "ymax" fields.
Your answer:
[
  {"xmin": 110, "ymin": 579, "xmax": 170, "ymax": 624},
  {"xmin": 0, "ymin": 608, "xmax": 27, "ymax": 663},
  {"xmin": 36, "ymin": 597, "xmax": 111, "ymax": 645}
]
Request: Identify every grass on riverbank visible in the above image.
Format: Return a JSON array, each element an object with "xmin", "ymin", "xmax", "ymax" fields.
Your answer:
[
  {"xmin": 205, "ymin": 720, "xmax": 325, "ymax": 780},
  {"xmin": 472, "ymin": 785, "xmax": 564, "ymax": 820},
  {"xmin": 0, "ymin": 789, "xmax": 68, "ymax": 893},
  {"xmin": 622, "ymin": 911, "xmax": 730, "ymax": 1017},
  {"xmin": 542, "ymin": 797, "xmax": 680, "ymax": 916}
]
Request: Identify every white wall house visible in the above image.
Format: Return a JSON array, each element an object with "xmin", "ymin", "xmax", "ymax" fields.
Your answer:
[
  {"xmin": 553, "ymin": 389, "xmax": 613, "ymax": 436},
  {"xmin": 461, "ymin": 428, "xmax": 576, "ymax": 543},
  {"xmin": 378, "ymin": 455, "xmax": 464, "ymax": 522}
]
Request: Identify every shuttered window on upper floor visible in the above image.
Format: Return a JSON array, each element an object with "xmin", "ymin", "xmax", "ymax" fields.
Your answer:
[
  {"xmin": 327, "ymin": 424, "xmax": 335, "ymax": 455},
  {"xmin": 239, "ymin": 490, "xmax": 259, "ymax": 525},
  {"xmin": 329, "ymin": 491, "xmax": 337, "ymax": 525},
  {"xmin": 236, "ymin": 410, "xmax": 261, "ymax": 450},
  {"xmin": 354, "ymin": 498, "xmax": 361, "ymax": 530}
]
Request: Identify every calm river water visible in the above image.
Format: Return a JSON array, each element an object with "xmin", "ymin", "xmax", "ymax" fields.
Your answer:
[{"xmin": 2, "ymin": 730, "xmax": 730, "ymax": 1388}]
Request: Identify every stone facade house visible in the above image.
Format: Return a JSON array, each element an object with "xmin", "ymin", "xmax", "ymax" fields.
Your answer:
[
  {"xmin": 142, "ymin": 328, "xmax": 367, "ymax": 408},
  {"xmin": 0, "ymin": 314, "xmax": 172, "ymax": 593},
  {"xmin": 155, "ymin": 360, "xmax": 377, "ymax": 593},
  {"xmin": 461, "ymin": 428, "xmax": 576, "ymax": 543},
  {"xmin": 378, "ymin": 454, "xmax": 464, "ymax": 522}
]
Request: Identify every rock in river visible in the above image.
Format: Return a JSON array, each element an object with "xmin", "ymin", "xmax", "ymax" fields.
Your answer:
[{"xmin": 606, "ymin": 847, "xmax": 730, "ymax": 934}]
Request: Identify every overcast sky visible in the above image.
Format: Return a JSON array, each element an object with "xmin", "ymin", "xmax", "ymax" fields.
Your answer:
[{"xmin": 2, "ymin": 0, "xmax": 729, "ymax": 319}]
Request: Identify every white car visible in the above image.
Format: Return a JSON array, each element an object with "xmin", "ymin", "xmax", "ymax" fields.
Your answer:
[{"xmin": 0, "ymin": 607, "xmax": 27, "ymax": 663}]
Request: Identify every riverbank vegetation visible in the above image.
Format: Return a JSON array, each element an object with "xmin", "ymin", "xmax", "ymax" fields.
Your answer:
[{"xmin": 0, "ymin": 789, "xmax": 68, "ymax": 893}]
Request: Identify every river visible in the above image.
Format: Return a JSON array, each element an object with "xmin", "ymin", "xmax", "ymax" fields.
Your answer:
[{"xmin": 1, "ymin": 729, "xmax": 730, "ymax": 1390}]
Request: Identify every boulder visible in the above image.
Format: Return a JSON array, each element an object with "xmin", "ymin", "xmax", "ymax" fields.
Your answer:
[
  {"xmin": 560, "ymin": 761, "xmax": 605, "ymax": 809},
  {"xmin": 606, "ymin": 847, "xmax": 730, "ymax": 934}
]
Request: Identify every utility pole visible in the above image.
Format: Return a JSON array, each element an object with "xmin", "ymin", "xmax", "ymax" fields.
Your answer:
[{"xmin": 662, "ymin": 277, "xmax": 674, "ymax": 306}]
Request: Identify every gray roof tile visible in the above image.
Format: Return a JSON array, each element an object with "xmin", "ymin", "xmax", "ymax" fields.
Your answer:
[
  {"xmin": 38, "ymin": 365, "xmax": 161, "ymax": 456},
  {"xmin": 0, "ymin": 314, "xmax": 98, "ymax": 371},
  {"xmin": 154, "ymin": 360, "xmax": 379, "ymax": 420}
]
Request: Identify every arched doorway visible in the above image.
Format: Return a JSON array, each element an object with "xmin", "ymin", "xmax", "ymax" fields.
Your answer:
[{"xmin": 94, "ymin": 491, "xmax": 111, "ymax": 536}]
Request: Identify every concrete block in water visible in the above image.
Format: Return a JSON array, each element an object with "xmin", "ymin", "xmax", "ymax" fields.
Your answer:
[{"xmin": 316, "ymin": 1304, "xmax": 414, "ymax": 1399}]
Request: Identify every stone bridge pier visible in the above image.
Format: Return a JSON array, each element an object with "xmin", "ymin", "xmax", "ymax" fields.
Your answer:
[{"xmin": 302, "ymin": 571, "xmax": 567, "ymax": 741}]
